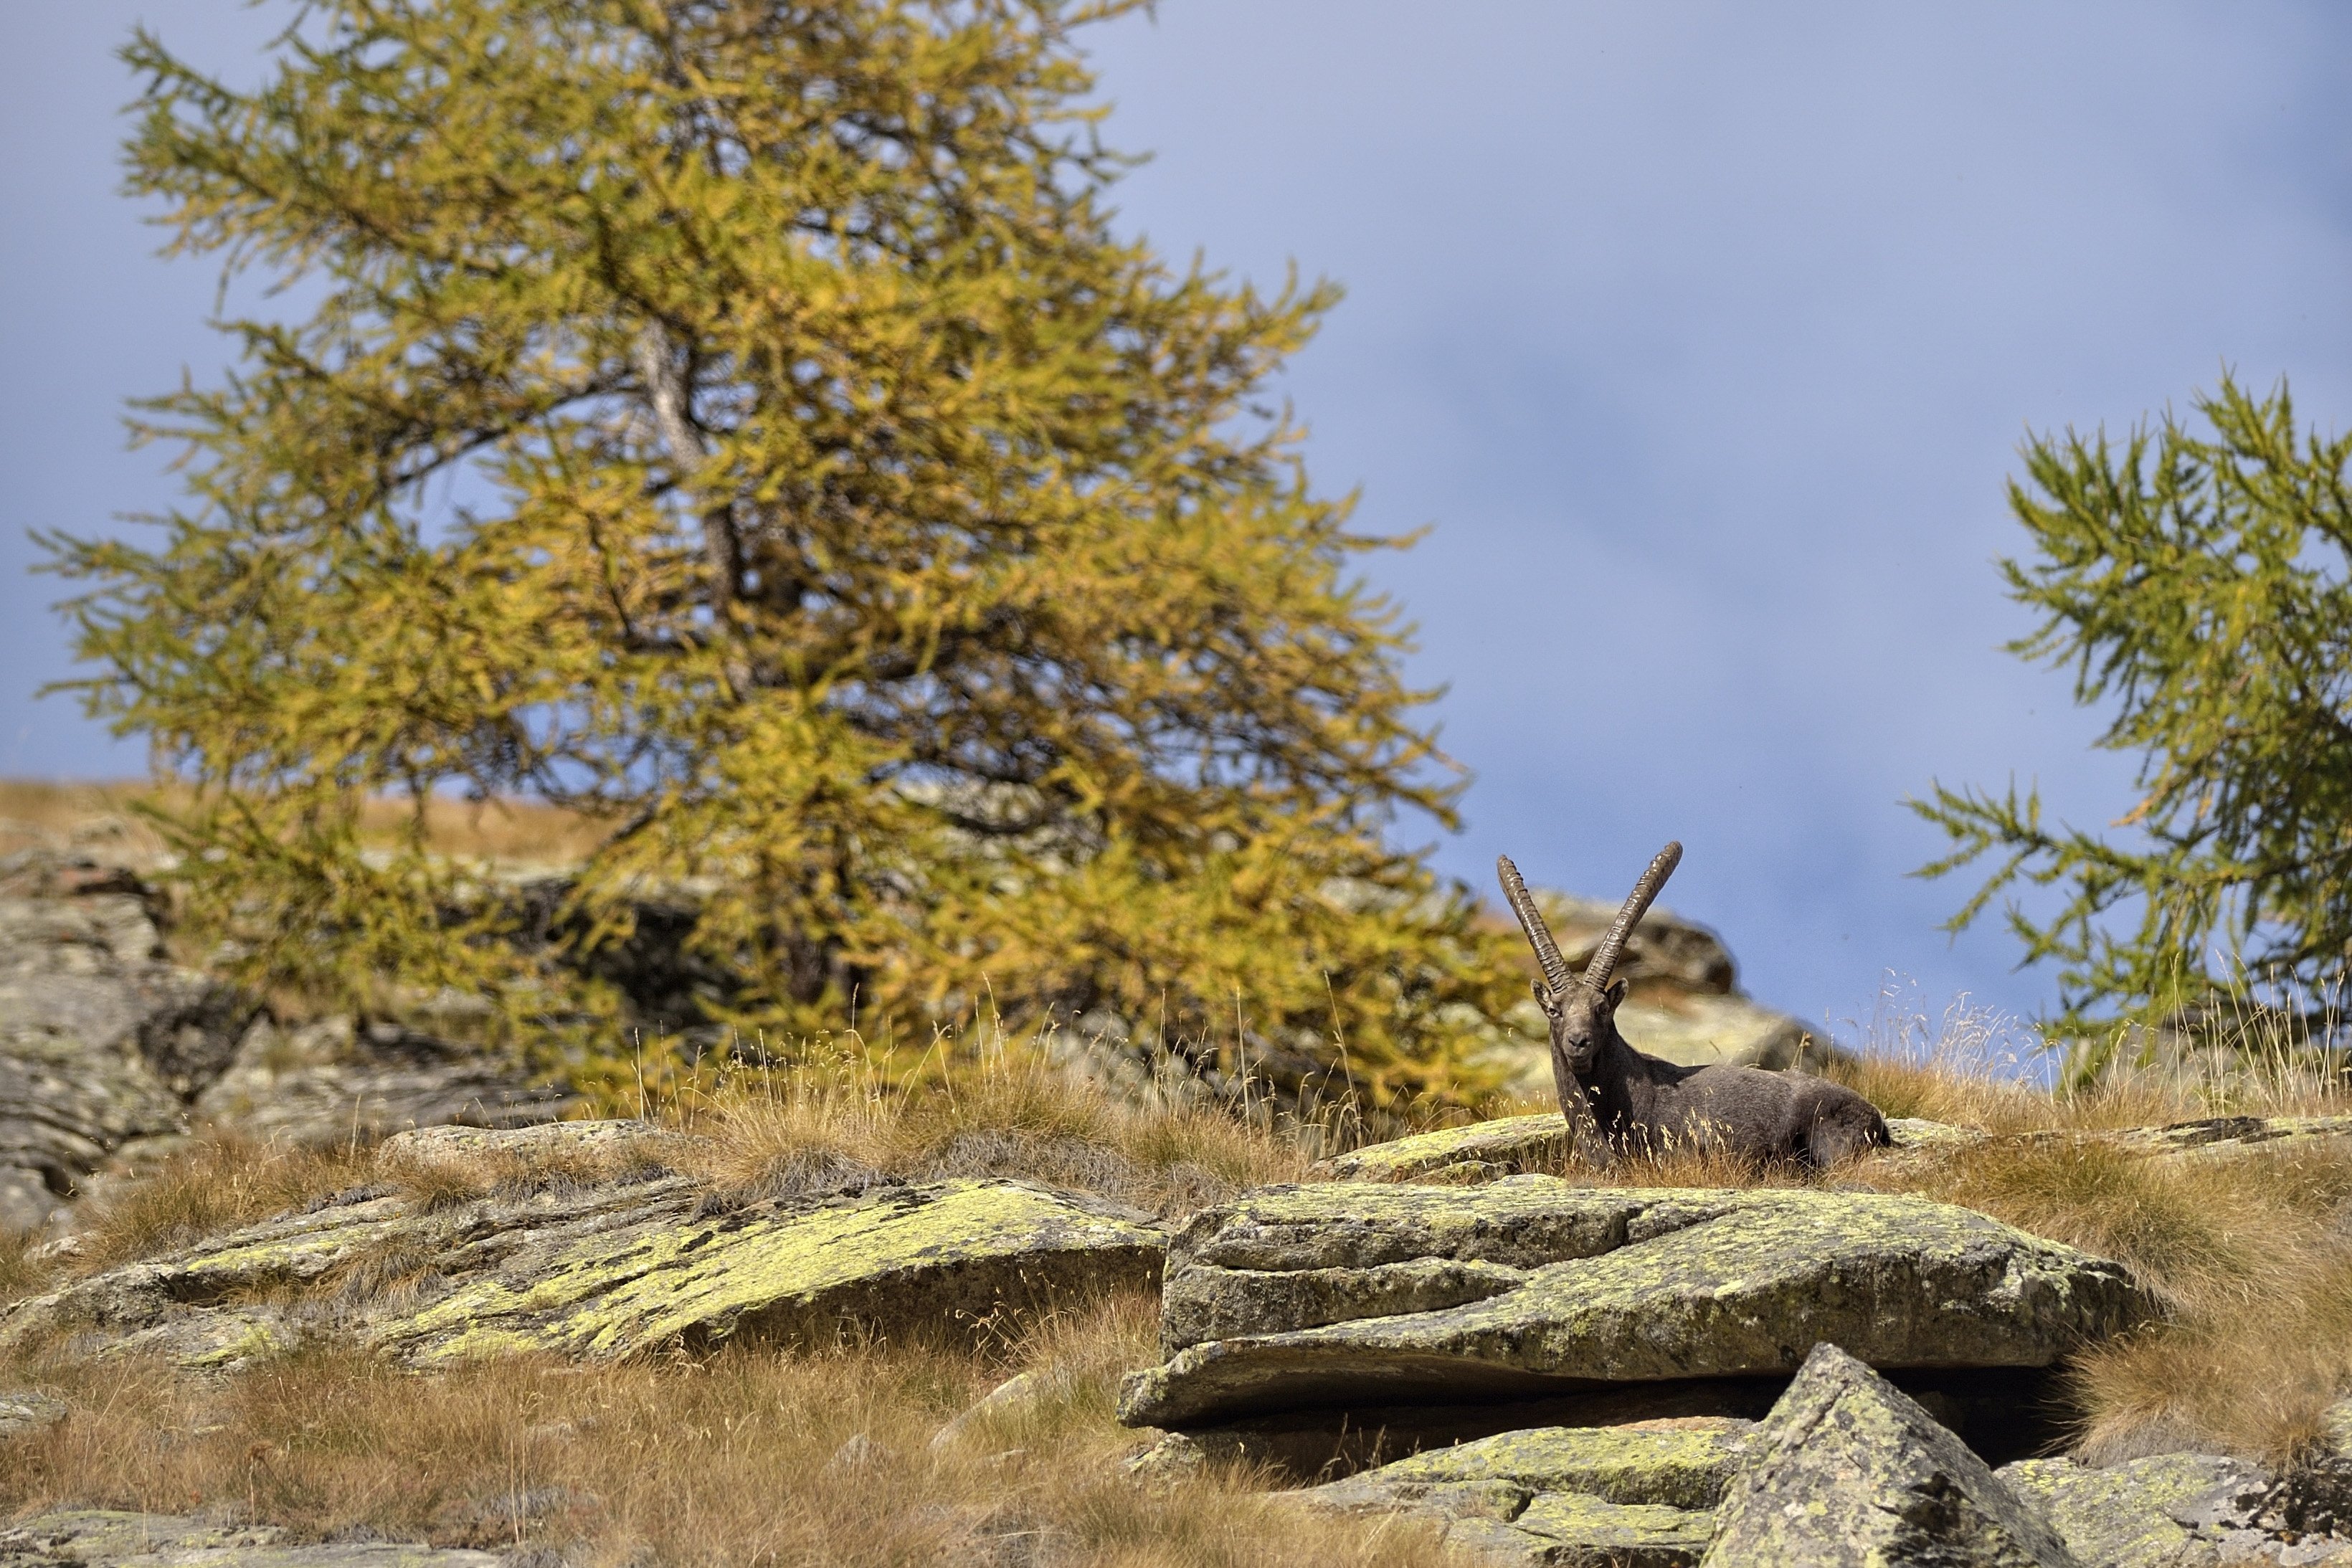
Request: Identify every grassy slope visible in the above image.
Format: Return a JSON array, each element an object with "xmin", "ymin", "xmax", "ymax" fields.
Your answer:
[
  {"xmin": 8, "ymin": 780, "xmax": 2352, "ymax": 1557},
  {"xmin": 6, "ymin": 1048, "xmax": 2352, "ymax": 1564}
]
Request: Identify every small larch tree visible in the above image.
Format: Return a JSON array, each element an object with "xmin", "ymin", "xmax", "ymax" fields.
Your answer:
[
  {"xmin": 44, "ymin": 0, "xmax": 1521, "ymax": 1108},
  {"xmin": 1913, "ymin": 377, "xmax": 2352, "ymax": 1065}
]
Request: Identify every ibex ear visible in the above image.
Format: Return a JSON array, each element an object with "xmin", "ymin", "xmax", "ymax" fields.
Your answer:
[
  {"xmin": 1531, "ymin": 979, "xmax": 1557, "ymax": 1013},
  {"xmin": 1605, "ymin": 977, "xmax": 1628, "ymax": 1009}
]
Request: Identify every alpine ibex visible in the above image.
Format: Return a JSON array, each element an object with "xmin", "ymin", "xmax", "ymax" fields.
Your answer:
[{"xmin": 1499, "ymin": 842, "xmax": 1887, "ymax": 1168}]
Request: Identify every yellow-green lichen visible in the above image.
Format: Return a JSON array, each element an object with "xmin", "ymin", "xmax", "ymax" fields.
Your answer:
[
  {"xmin": 1125, "ymin": 1184, "xmax": 2153, "ymax": 1427},
  {"xmin": 1453, "ymin": 1491, "xmax": 1714, "ymax": 1566},
  {"xmin": 375, "ymin": 1179, "xmax": 1165, "ymax": 1365},
  {"xmin": 1318, "ymin": 1115, "xmax": 1568, "ymax": 1183},
  {"xmin": 1350, "ymin": 1422, "xmax": 1755, "ymax": 1511}
]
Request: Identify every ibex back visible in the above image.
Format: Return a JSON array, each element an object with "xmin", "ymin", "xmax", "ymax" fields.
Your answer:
[{"xmin": 1499, "ymin": 842, "xmax": 1887, "ymax": 1168}]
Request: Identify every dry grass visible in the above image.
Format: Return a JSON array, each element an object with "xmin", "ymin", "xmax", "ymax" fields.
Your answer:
[
  {"xmin": 60, "ymin": 1137, "xmax": 381, "ymax": 1278},
  {"xmin": 0, "ymin": 1293, "xmax": 1447, "ymax": 1567},
  {"xmin": 0, "ymin": 779, "xmax": 609, "ymax": 866},
  {"xmin": 668, "ymin": 1042, "xmax": 1313, "ymax": 1217}
]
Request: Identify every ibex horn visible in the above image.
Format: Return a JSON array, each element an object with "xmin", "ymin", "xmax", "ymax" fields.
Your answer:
[
  {"xmin": 1582, "ymin": 841, "xmax": 1683, "ymax": 991},
  {"xmin": 1497, "ymin": 855, "xmax": 1574, "ymax": 994}
]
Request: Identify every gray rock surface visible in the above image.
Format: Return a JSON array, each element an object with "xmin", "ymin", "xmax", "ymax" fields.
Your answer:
[
  {"xmin": 1703, "ymin": 1342, "xmax": 2080, "ymax": 1567},
  {"xmin": 1119, "ymin": 1178, "xmax": 2155, "ymax": 1428},
  {"xmin": 2257, "ymin": 1397, "xmax": 2352, "ymax": 1554},
  {"xmin": 0, "ymin": 1511, "xmax": 501, "ymax": 1567},
  {"xmin": 192, "ymin": 1017, "xmax": 576, "ymax": 1151},
  {"xmin": 0, "ymin": 851, "xmax": 573, "ymax": 1232},
  {"xmin": 0, "ymin": 854, "xmax": 249, "ymax": 1230}
]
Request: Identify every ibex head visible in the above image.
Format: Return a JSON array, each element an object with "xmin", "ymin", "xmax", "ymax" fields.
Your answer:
[{"xmin": 1497, "ymin": 843, "xmax": 1683, "ymax": 1078}]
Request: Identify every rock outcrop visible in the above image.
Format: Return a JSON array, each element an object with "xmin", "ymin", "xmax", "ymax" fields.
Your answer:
[
  {"xmin": 0, "ymin": 1125, "xmax": 1166, "ymax": 1369},
  {"xmin": 1489, "ymin": 888, "xmax": 1832, "ymax": 1085},
  {"xmin": 1262, "ymin": 1363, "xmax": 2352, "ymax": 1566},
  {"xmin": 1703, "ymin": 1341, "xmax": 2081, "ymax": 1565},
  {"xmin": 0, "ymin": 851, "xmax": 573, "ymax": 1233},
  {"xmin": 0, "ymin": 854, "xmax": 255, "ymax": 1232},
  {"xmin": 0, "ymin": 1512, "xmax": 500, "ymax": 1568},
  {"xmin": 1119, "ymin": 1177, "xmax": 2154, "ymax": 1430}
]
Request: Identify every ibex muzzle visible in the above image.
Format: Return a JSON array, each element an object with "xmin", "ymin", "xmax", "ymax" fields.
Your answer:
[{"xmin": 1499, "ymin": 842, "xmax": 1889, "ymax": 1169}]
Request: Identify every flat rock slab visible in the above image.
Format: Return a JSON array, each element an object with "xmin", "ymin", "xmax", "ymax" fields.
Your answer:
[
  {"xmin": 1293, "ymin": 1418, "xmax": 1753, "ymax": 1565},
  {"xmin": 1704, "ymin": 1341, "xmax": 2080, "ymax": 1566},
  {"xmin": 0, "ymin": 1512, "xmax": 499, "ymax": 1567},
  {"xmin": 3, "ymin": 1166, "xmax": 1165, "ymax": 1369},
  {"xmin": 1120, "ymin": 1177, "xmax": 2153, "ymax": 1427}
]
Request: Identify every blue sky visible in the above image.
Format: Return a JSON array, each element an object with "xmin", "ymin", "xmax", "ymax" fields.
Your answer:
[{"xmin": 5, "ymin": 2, "xmax": 2350, "ymax": 1047}]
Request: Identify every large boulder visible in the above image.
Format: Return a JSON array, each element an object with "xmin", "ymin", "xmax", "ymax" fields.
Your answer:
[
  {"xmin": 1, "ymin": 1129, "xmax": 1166, "ymax": 1369},
  {"xmin": 1702, "ymin": 1341, "xmax": 2080, "ymax": 1567},
  {"xmin": 1119, "ymin": 1178, "xmax": 2153, "ymax": 1430}
]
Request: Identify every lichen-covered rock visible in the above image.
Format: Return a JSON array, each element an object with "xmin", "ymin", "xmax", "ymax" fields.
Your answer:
[
  {"xmin": 1316, "ymin": 1113, "xmax": 1572, "ymax": 1184},
  {"xmin": 1998, "ymin": 1451, "xmax": 2275, "ymax": 1568},
  {"xmin": 1, "ymin": 1161, "xmax": 1165, "ymax": 1369},
  {"xmin": 0, "ymin": 1511, "xmax": 501, "ymax": 1567},
  {"xmin": 1301, "ymin": 1418, "xmax": 1757, "ymax": 1513},
  {"xmin": 1454, "ymin": 1496, "xmax": 1716, "ymax": 1567},
  {"xmin": 374, "ymin": 1117, "xmax": 683, "ymax": 1171},
  {"xmin": 375, "ymin": 1177, "xmax": 1164, "ymax": 1364},
  {"xmin": 1119, "ymin": 1178, "xmax": 2154, "ymax": 1428},
  {"xmin": 1318, "ymin": 1112, "xmax": 1976, "ymax": 1188},
  {"xmin": 1703, "ymin": 1341, "xmax": 2080, "ymax": 1567},
  {"xmin": 1288, "ymin": 1419, "xmax": 1750, "ymax": 1566}
]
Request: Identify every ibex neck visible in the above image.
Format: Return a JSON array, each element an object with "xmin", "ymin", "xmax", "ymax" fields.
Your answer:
[{"xmin": 1578, "ymin": 1029, "xmax": 1649, "ymax": 1135}]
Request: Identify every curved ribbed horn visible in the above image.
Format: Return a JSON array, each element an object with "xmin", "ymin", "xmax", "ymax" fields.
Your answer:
[
  {"xmin": 1497, "ymin": 855, "xmax": 1574, "ymax": 993},
  {"xmin": 1583, "ymin": 841, "xmax": 1683, "ymax": 991}
]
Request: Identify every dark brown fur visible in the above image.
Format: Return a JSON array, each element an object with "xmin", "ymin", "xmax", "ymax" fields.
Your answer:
[{"xmin": 1500, "ymin": 843, "xmax": 1887, "ymax": 1169}]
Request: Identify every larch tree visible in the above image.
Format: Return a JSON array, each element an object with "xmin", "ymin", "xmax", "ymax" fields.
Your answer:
[
  {"xmin": 44, "ymin": 0, "xmax": 1523, "ymax": 1108},
  {"xmin": 1913, "ymin": 377, "xmax": 2352, "ymax": 1068}
]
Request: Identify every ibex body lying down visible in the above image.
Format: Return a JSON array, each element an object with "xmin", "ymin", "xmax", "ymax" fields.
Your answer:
[{"xmin": 1499, "ymin": 842, "xmax": 1887, "ymax": 1168}]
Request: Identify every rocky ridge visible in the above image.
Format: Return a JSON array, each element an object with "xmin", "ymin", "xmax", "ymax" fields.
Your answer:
[
  {"xmin": 7, "ymin": 828, "xmax": 2351, "ymax": 1567},
  {"xmin": 9, "ymin": 1108, "xmax": 2352, "ymax": 1564},
  {"xmin": 0, "ymin": 851, "xmax": 573, "ymax": 1235}
]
